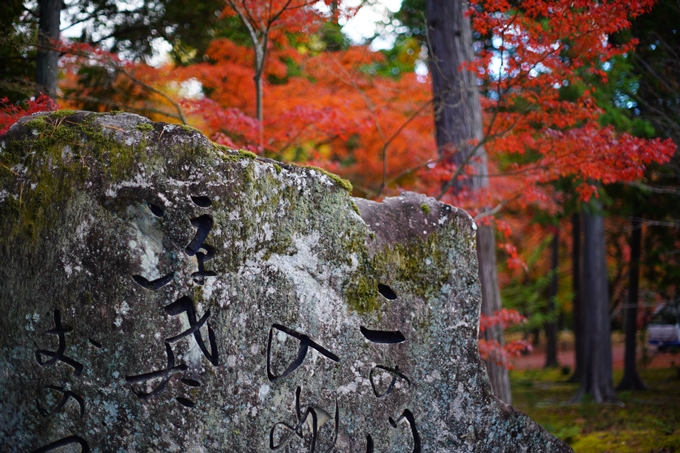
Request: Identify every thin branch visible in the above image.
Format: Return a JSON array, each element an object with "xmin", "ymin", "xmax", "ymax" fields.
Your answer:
[
  {"xmin": 436, "ymin": 110, "xmax": 525, "ymax": 200},
  {"xmin": 375, "ymin": 97, "xmax": 435, "ymax": 197},
  {"xmin": 269, "ymin": 0, "xmax": 295, "ymax": 27},
  {"xmin": 116, "ymin": 65, "xmax": 187, "ymax": 124},
  {"xmin": 326, "ymin": 52, "xmax": 388, "ymax": 183},
  {"xmin": 0, "ymin": 162, "xmax": 21, "ymax": 176},
  {"xmin": 227, "ymin": 0, "xmax": 261, "ymax": 50},
  {"xmin": 473, "ymin": 191, "xmax": 522, "ymax": 221},
  {"xmin": 627, "ymin": 217, "xmax": 680, "ymax": 228},
  {"xmin": 625, "ymin": 181, "xmax": 680, "ymax": 196}
]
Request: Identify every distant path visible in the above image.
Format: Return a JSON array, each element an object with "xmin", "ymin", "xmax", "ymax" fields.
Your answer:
[{"xmin": 511, "ymin": 340, "xmax": 679, "ymax": 370}]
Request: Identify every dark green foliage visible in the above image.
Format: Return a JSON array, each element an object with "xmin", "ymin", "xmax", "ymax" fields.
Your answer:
[
  {"xmin": 501, "ymin": 236, "xmax": 564, "ymax": 334},
  {"xmin": 0, "ymin": 1, "xmax": 37, "ymax": 101},
  {"xmin": 64, "ymin": 0, "xmax": 225, "ymax": 64}
]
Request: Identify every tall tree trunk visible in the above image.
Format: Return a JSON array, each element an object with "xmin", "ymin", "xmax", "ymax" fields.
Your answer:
[
  {"xmin": 545, "ymin": 229, "xmax": 559, "ymax": 368},
  {"xmin": 616, "ymin": 215, "xmax": 646, "ymax": 390},
  {"xmin": 255, "ymin": 69, "xmax": 264, "ymax": 148},
  {"xmin": 476, "ymin": 225, "xmax": 511, "ymax": 403},
  {"xmin": 568, "ymin": 213, "xmax": 584, "ymax": 383},
  {"xmin": 36, "ymin": 0, "xmax": 60, "ymax": 99},
  {"xmin": 574, "ymin": 202, "xmax": 617, "ymax": 402},
  {"xmin": 426, "ymin": 0, "xmax": 511, "ymax": 404}
]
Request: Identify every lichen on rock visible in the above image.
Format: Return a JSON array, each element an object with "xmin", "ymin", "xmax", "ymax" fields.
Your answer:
[{"xmin": 0, "ymin": 112, "xmax": 572, "ymax": 452}]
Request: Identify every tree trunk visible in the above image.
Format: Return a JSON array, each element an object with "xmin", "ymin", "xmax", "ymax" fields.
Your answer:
[
  {"xmin": 616, "ymin": 215, "xmax": 646, "ymax": 390},
  {"xmin": 568, "ymin": 213, "xmax": 584, "ymax": 383},
  {"xmin": 255, "ymin": 69, "xmax": 264, "ymax": 148},
  {"xmin": 544, "ymin": 229, "xmax": 559, "ymax": 368},
  {"xmin": 574, "ymin": 202, "xmax": 617, "ymax": 402},
  {"xmin": 477, "ymin": 224, "xmax": 511, "ymax": 403},
  {"xmin": 36, "ymin": 0, "xmax": 61, "ymax": 99},
  {"xmin": 426, "ymin": 0, "xmax": 486, "ymax": 190},
  {"xmin": 426, "ymin": 0, "xmax": 512, "ymax": 404}
]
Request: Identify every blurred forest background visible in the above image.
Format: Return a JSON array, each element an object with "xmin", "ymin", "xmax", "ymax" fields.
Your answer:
[{"xmin": 1, "ymin": 1, "xmax": 679, "ymax": 448}]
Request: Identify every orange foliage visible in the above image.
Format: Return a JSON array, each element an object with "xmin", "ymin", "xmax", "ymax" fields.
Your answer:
[{"xmin": 55, "ymin": 0, "xmax": 678, "ymax": 368}]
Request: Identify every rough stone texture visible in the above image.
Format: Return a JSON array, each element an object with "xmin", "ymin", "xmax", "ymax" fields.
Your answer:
[{"xmin": 0, "ymin": 112, "xmax": 572, "ymax": 452}]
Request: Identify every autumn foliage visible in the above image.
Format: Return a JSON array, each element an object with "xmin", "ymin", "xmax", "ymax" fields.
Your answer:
[
  {"xmin": 478, "ymin": 309, "xmax": 531, "ymax": 369},
  {"xmin": 6, "ymin": 0, "xmax": 675, "ymax": 368},
  {"xmin": 0, "ymin": 95, "xmax": 56, "ymax": 134}
]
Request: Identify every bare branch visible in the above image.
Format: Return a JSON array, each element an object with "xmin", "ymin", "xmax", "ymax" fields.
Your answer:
[
  {"xmin": 474, "ymin": 192, "xmax": 522, "ymax": 221},
  {"xmin": 375, "ymin": 98, "xmax": 435, "ymax": 197},
  {"xmin": 626, "ymin": 181, "xmax": 680, "ymax": 196}
]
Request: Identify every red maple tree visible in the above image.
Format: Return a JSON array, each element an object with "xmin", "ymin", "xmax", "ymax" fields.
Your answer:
[{"xmin": 47, "ymin": 0, "xmax": 676, "ymax": 368}]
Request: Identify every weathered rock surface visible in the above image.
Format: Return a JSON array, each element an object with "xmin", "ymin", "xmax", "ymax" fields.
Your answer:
[{"xmin": 0, "ymin": 112, "xmax": 572, "ymax": 452}]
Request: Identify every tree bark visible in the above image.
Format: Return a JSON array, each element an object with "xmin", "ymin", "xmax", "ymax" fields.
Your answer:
[
  {"xmin": 568, "ymin": 213, "xmax": 584, "ymax": 383},
  {"xmin": 255, "ymin": 68, "xmax": 264, "ymax": 148},
  {"xmin": 616, "ymin": 215, "xmax": 646, "ymax": 391},
  {"xmin": 427, "ymin": 0, "xmax": 486, "ymax": 191},
  {"xmin": 426, "ymin": 0, "xmax": 511, "ymax": 404},
  {"xmin": 544, "ymin": 229, "xmax": 559, "ymax": 368},
  {"xmin": 36, "ymin": 0, "xmax": 61, "ymax": 99},
  {"xmin": 574, "ymin": 202, "xmax": 617, "ymax": 402},
  {"xmin": 477, "ymin": 224, "xmax": 511, "ymax": 403}
]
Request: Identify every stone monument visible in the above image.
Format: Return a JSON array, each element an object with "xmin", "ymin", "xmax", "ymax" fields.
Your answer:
[{"xmin": 0, "ymin": 111, "xmax": 572, "ymax": 452}]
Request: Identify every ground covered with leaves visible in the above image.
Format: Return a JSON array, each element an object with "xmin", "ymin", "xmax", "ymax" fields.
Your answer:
[{"xmin": 510, "ymin": 365, "xmax": 680, "ymax": 452}]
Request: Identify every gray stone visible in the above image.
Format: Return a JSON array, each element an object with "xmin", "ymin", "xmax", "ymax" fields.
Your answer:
[{"xmin": 0, "ymin": 112, "xmax": 572, "ymax": 452}]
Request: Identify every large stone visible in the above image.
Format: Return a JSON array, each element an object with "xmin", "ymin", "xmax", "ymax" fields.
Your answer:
[{"xmin": 0, "ymin": 112, "xmax": 572, "ymax": 452}]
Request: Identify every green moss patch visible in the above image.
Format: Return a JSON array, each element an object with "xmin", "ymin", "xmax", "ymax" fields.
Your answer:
[
  {"xmin": 238, "ymin": 149, "xmax": 258, "ymax": 159},
  {"xmin": 50, "ymin": 109, "xmax": 77, "ymax": 118},
  {"xmin": 306, "ymin": 166, "xmax": 353, "ymax": 193},
  {"xmin": 135, "ymin": 123, "xmax": 154, "ymax": 132},
  {"xmin": 344, "ymin": 274, "xmax": 380, "ymax": 315},
  {"xmin": 510, "ymin": 366, "xmax": 680, "ymax": 451},
  {"xmin": 0, "ymin": 114, "xmax": 151, "ymax": 243}
]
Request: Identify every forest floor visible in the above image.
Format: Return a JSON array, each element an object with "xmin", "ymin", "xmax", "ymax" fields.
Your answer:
[
  {"xmin": 511, "ymin": 331, "xmax": 679, "ymax": 371},
  {"xmin": 507, "ymin": 332, "xmax": 680, "ymax": 452}
]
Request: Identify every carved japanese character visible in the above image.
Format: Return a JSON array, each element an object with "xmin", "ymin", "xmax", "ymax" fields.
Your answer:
[
  {"xmin": 185, "ymin": 214, "xmax": 216, "ymax": 285},
  {"xmin": 269, "ymin": 386, "xmax": 338, "ymax": 453},
  {"xmin": 132, "ymin": 273, "xmax": 175, "ymax": 290},
  {"xmin": 360, "ymin": 326, "xmax": 405, "ymax": 344},
  {"xmin": 366, "ymin": 409, "xmax": 421, "ymax": 453},
  {"xmin": 32, "ymin": 436, "xmax": 89, "ymax": 453},
  {"xmin": 125, "ymin": 343, "xmax": 187, "ymax": 400},
  {"xmin": 369, "ymin": 365, "xmax": 411, "ymax": 398},
  {"xmin": 36, "ymin": 385, "xmax": 85, "ymax": 418},
  {"xmin": 266, "ymin": 324, "xmax": 339, "ymax": 382},
  {"xmin": 164, "ymin": 296, "xmax": 219, "ymax": 366},
  {"xmin": 35, "ymin": 309, "xmax": 84, "ymax": 376}
]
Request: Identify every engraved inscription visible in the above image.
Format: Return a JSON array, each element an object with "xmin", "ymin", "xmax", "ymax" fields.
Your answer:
[
  {"xmin": 266, "ymin": 324, "xmax": 340, "ymax": 382},
  {"xmin": 35, "ymin": 309, "xmax": 84, "ymax": 376}
]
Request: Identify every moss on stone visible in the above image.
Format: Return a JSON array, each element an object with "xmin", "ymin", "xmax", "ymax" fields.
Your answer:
[
  {"xmin": 344, "ymin": 274, "xmax": 379, "ymax": 315},
  {"xmin": 0, "ymin": 114, "xmax": 153, "ymax": 244},
  {"xmin": 420, "ymin": 203, "xmax": 431, "ymax": 215},
  {"xmin": 23, "ymin": 118, "xmax": 48, "ymax": 132},
  {"xmin": 135, "ymin": 123, "xmax": 154, "ymax": 132},
  {"xmin": 350, "ymin": 201, "xmax": 361, "ymax": 216},
  {"xmin": 238, "ymin": 149, "xmax": 258, "ymax": 160},
  {"xmin": 180, "ymin": 124, "xmax": 201, "ymax": 134},
  {"xmin": 50, "ymin": 109, "xmax": 77, "ymax": 118},
  {"xmin": 305, "ymin": 166, "xmax": 353, "ymax": 193},
  {"xmin": 369, "ymin": 232, "xmax": 449, "ymax": 300},
  {"xmin": 273, "ymin": 163, "xmax": 282, "ymax": 174}
]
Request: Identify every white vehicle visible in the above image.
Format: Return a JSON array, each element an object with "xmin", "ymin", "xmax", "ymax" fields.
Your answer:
[{"xmin": 648, "ymin": 302, "xmax": 680, "ymax": 351}]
